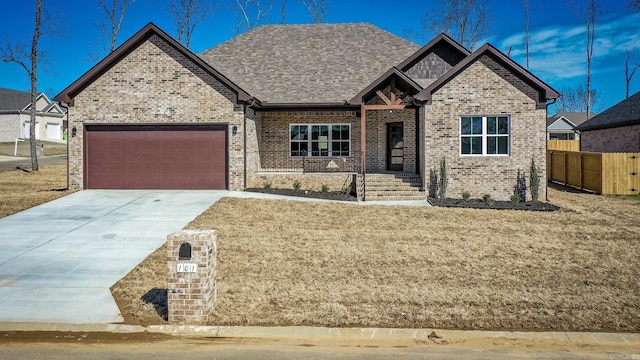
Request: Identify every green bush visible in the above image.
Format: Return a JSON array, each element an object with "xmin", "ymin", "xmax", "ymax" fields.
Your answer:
[
  {"xmin": 293, "ymin": 180, "xmax": 302, "ymax": 191},
  {"xmin": 510, "ymin": 193, "xmax": 522, "ymax": 203},
  {"xmin": 438, "ymin": 157, "xmax": 448, "ymax": 199},
  {"xmin": 530, "ymin": 158, "xmax": 540, "ymax": 202},
  {"xmin": 462, "ymin": 191, "xmax": 471, "ymax": 201},
  {"xmin": 482, "ymin": 194, "xmax": 492, "ymax": 203},
  {"xmin": 321, "ymin": 184, "xmax": 330, "ymax": 192},
  {"xmin": 263, "ymin": 181, "xmax": 272, "ymax": 189}
]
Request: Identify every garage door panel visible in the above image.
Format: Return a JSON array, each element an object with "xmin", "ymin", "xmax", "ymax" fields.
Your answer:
[{"xmin": 86, "ymin": 125, "xmax": 227, "ymax": 189}]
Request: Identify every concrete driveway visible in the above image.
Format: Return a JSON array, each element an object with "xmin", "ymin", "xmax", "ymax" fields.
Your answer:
[{"xmin": 0, "ymin": 190, "xmax": 226, "ymax": 323}]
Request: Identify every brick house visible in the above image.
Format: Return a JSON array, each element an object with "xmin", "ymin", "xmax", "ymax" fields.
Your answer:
[
  {"xmin": 577, "ymin": 91, "xmax": 640, "ymax": 153},
  {"xmin": 55, "ymin": 23, "xmax": 558, "ymax": 201}
]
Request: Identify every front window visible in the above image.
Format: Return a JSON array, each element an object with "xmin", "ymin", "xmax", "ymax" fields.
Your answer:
[
  {"xmin": 460, "ymin": 116, "xmax": 509, "ymax": 155},
  {"xmin": 290, "ymin": 124, "xmax": 350, "ymax": 157}
]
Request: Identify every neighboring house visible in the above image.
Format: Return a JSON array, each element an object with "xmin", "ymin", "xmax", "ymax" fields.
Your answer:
[
  {"xmin": 577, "ymin": 91, "xmax": 640, "ymax": 152},
  {"xmin": 55, "ymin": 23, "xmax": 558, "ymax": 200},
  {"xmin": 0, "ymin": 87, "xmax": 67, "ymax": 143},
  {"xmin": 546, "ymin": 112, "xmax": 594, "ymax": 140}
]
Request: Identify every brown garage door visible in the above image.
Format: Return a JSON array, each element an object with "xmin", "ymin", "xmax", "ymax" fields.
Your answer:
[{"xmin": 85, "ymin": 124, "xmax": 227, "ymax": 189}]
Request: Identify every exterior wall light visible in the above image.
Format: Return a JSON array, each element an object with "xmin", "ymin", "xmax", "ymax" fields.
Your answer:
[
  {"xmin": 232, "ymin": 125, "xmax": 238, "ymax": 136},
  {"xmin": 71, "ymin": 126, "xmax": 77, "ymax": 138}
]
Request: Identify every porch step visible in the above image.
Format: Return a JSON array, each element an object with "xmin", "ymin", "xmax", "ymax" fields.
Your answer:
[{"xmin": 363, "ymin": 173, "xmax": 425, "ymax": 201}]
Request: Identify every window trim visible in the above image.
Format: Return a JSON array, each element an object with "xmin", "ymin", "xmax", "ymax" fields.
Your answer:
[
  {"xmin": 289, "ymin": 123, "xmax": 351, "ymax": 158},
  {"xmin": 459, "ymin": 115, "xmax": 510, "ymax": 156}
]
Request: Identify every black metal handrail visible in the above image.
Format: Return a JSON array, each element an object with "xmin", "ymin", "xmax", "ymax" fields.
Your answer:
[{"xmin": 248, "ymin": 151, "xmax": 362, "ymax": 173}]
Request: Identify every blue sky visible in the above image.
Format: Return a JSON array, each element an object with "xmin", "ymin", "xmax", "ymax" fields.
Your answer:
[{"xmin": 1, "ymin": 0, "xmax": 639, "ymax": 112}]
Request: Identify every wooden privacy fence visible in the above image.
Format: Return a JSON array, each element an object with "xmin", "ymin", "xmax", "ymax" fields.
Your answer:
[
  {"xmin": 547, "ymin": 151, "xmax": 640, "ymax": 195},
  {"xmin": 548, "ymin": 140, "xmax": 580, "ymax": 152}
]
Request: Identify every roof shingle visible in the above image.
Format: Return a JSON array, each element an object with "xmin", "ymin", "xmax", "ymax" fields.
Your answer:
[
  {"xmin": 577, "ymin": 91, "xmax": 640, "ymax": 131},
  {"xmin": 199, "ymin": 23, "xmax": 420, "ymax": 104},
  {"xmin": 0, "ymin": 87, "xmax": 32, "ymax": 111}
]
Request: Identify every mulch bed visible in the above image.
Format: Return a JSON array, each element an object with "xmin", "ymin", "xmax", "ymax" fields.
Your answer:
[
  {"xmin": 246, "ymin": 188, "xmax": 561, "ymax": 211},
  {"xmin": 428, "ymin": 197, "xmax": 560, "ymax": 211},
  {"xmin": 246, "ymin": 188, "xmax": 357, "ymax": 201}
]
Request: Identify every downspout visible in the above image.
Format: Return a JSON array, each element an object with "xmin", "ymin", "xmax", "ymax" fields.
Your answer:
[
  {"xmin": 58, "ymin": 102, "xmax": 70, "ymax": 190},
  {"xmin": 545, "ymin": 97, "xmax": 558, "ymax": 202}
]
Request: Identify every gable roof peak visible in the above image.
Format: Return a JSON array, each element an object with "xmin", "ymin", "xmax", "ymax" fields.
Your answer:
[
  {"xmin": 415, "ymin": 41, "xmax": 559, "ymax": 103},
  {"xmin": 55, "ymin": 22, "xmax": 252, "ymax": 104}
]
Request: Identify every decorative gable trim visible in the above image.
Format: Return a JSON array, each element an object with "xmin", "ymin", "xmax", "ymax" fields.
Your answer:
[
  {"xmin": 54, "ymin": 22, "xmax": 254, "ymax": 105},
  {"xmin": 349, "ymin": 67, "xmax": 422, "ymax": 106},
  {"xmin": 415, "ymin": 43, "xmax": 559, "ymax": 106}
]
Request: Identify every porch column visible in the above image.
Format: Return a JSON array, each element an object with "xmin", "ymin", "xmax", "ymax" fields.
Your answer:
[{"xmin": 360, "ymin": 104, "xmax": 366, "ymax": 174}]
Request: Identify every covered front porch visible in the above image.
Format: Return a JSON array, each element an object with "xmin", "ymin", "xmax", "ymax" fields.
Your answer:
[{"xmin": 245, "ymin": 70, "xmax": 425, "ymax": 200}]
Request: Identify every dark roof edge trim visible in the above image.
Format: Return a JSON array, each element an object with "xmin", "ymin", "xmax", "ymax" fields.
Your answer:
[
  {"xmin": 577, "ymin": 119, "xmax": 640, "ymax": 131},
  {"xmin": 54, "ymin": 23, "xmax": 254, "ymax": 105},
  {"xmin": 348, "ymin": 67, "xmax": 423, "ymax": 105},
  {"xmin": 416, "ymin": 43, "xmax": 560, "ymax": 103},
  {"xmin": 396, "ymin": 33, "xmax": 471, "ymax": 71},
  {"xmin": 253, "ymin": 102, "xmax": 359, "ymax": 111}
]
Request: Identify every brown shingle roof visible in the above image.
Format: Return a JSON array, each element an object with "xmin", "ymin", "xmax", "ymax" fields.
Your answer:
[
  {"xmin": 0, "ymin": 87, "xmax": 32, "ymax": 112},
  {"xmin": 576, "ymin": 91, "xmax": 640, "ymax": 131},
  {"xmin": 199, "ymin": 23, "xmax": 420, "ymax": 104}
]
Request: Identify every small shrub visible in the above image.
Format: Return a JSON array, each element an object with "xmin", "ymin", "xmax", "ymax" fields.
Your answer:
[
  {"xmin": 510, "ymin": 193, "xmax": 522, "ymax": 203},
  {"xmin": 341, "ymin": 185, "xmax": 352, "ymax": 195},
  {"xmin": 461, "ymin": 191, "xmax": 471, "ymax": 201},
  {"xmin": 321, "ymin": 184, "xmax": 330, "ymax": 193},
  {"xmin": 263, "ymin": 181, "xmax": 272, "ymax": 189},
  {"xmin": 482, "ymin": 194, "xmax": 492, "ymax": 203},
  {"xmin": 438, "ymin": 157, "xmax": 448, "ymax": 199},
  {"xmin": 293, "ymin": 180, "xmax": 302, "ymax": 191},
  {"xmin": 530, "ymin": 158, "xmax": 540, "ymax": 202}
]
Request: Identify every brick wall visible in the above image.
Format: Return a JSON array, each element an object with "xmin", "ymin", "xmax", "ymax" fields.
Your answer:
[
  {"xmin": 364, "ymin": 109, "xmax": 417, "ymax": 173},
  {"xmin": 581, "ymin": 125, "xmax": 640, "ymax": 152},
  {"xmin": 248, "ymin": 172, "xmax": 355, "ymax": 192},
  {"xmin": 0, "ymin": 114, "xmax": 21, "ymax": 142},
  {"xmin": 167, "ymin": 230, "xmax": 217, "ymax": 324},
  {"xmin": 425, "ymin": 60, "xmax": 547, "ymax": 201},
  {"xmin": 67, "ymin": 35, "xmax": 246, "ymax": 190}
]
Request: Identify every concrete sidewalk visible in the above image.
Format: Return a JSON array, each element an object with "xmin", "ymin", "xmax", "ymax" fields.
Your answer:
[{"xmin": 0, "ymin": 190, "xmax": 226, "ymax": 323}]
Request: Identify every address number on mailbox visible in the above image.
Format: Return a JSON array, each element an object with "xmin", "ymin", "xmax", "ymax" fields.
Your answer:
[{"xmin": 176, "ymin": 263, "xmax": 197, "ymax": 273}]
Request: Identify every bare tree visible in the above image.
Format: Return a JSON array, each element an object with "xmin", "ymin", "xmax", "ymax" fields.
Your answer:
[
  {"xmin": 522, "ymin": 0, "xmax": 530, "ymax": 69},
  {"xmin": 97, "ymin": 0, "xmax": 135, "ymax": 52},
  {"xmin": 232, "ymin": 0, "xmax": 273, "ymax": 34},
  {"xmin": 280, "ymin": 0, "xmax": 287, "ymax": 23},
  {"xmin": 421, "ymin": 0, "xmax": 491, "ymax": 51},
  {"xmin": 169, "ymin": 0, "xmax": 214, "ymax": 47},
  {"xmin": 625, "ymin": 48, "xmax": 640, "ymax": 98},
  {"xmin": 568, "ymin": 0, "xmax": 599, "ymax": 120},
  {"xmin": 300, "ymin": 0, "xmax": 326, "ymax": 23},
  {"xmin": 1, "ymin": 0, "xmax": 45, "ymax": 171},
  {"xmin": 555, "ymin": 84, "xmax": 603, "ymax": 114}
]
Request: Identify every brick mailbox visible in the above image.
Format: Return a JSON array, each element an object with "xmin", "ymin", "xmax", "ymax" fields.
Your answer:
[{"xmin": 167, "ymin": 230, "xmax": 217, "ymax": 324}]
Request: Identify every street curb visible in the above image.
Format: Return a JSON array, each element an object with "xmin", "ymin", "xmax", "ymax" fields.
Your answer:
[{"xmin": 2, "ymin": 322, "xmax": 637, "ymax": 346}]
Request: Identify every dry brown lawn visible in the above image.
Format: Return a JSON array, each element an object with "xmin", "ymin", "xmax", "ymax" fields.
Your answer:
[
  {"xmin": 112, "ymin": 187, "xmax": 640, "ymax": 331},
  {"xmin": 0, "ymin": 141, "xmax": 67, "ymax": 157},
  {"xmin": 0, "ymin": 164, "xmax": 70, "ymax": 218}
]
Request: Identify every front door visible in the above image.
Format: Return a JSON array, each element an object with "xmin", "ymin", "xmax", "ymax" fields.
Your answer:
[{"xmin": 387, "ymin": 122, "xmax": 403, "ymax": 171}]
